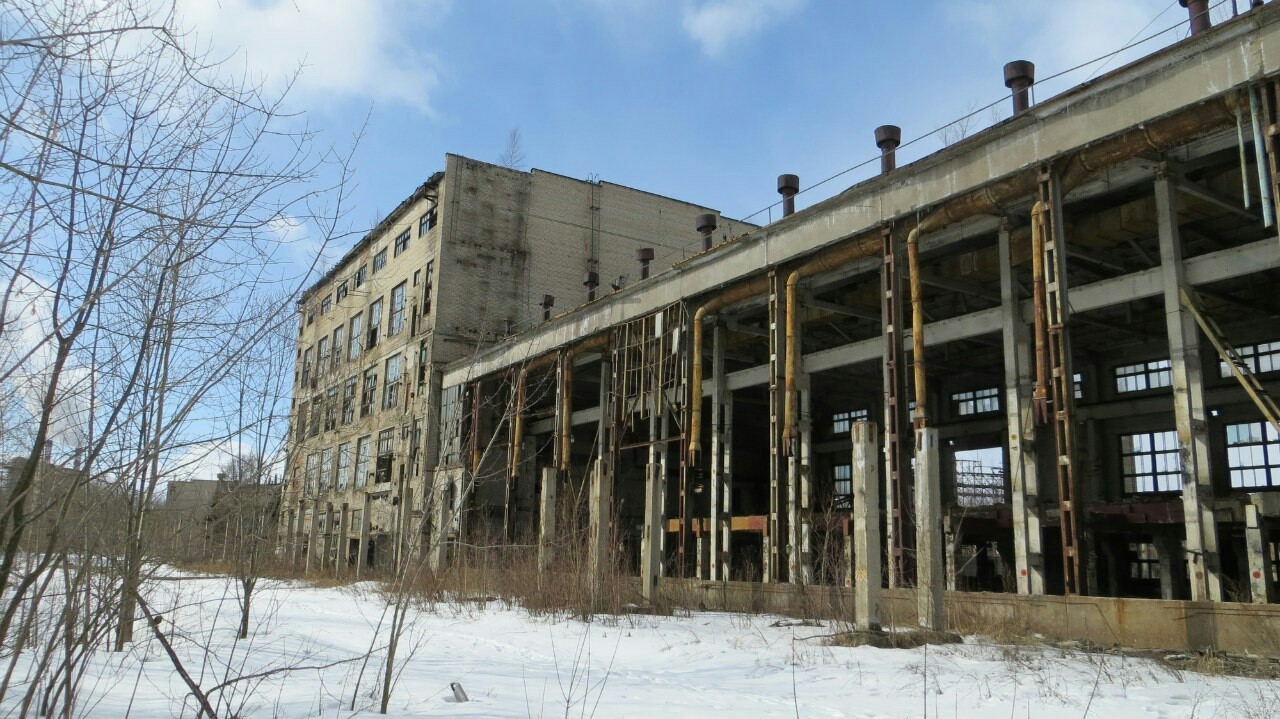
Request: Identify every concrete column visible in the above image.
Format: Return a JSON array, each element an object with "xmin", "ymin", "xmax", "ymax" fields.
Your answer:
[
  {"xmin": 337, "ymin": 503, "xmax": 350, "ymax": 578},
  {"xmin": 709, "ymin": 324, "xmax": 725, "ymax": 580},
  {"xmin": 1154, "ymin": 533, "xmax": 1185, "ymax": 600},
  {"xmin": 322, "ymin": 502, "xmax": 335, "ymax": 572},
  {"xmin": 641, "ymin": 460, "xmax": 662, "ymax": 602},
  {"xmin": 589, "ymin": 360, "xmax": 613, "ymax": 583},
  {"xmin": 1246, "ymin": 503, "xmax": 1275, "ymax": 603},
  {"xmin": 767, "ymin": 271, "xmax": 785, "ymax": 583},
  {"xmin": 538, "ymin": 467, "xmax": 558, "ymax": 573},
  {"xmin": 799, "ymin": 384, "xmax": 812, "ymax": 584},
  {"xmin": 851, "ymin": 421, "xmax": 881, "ymax": 630},
  {"xmin": 641, "ymin": 400, "xmax": 664, "ymax": 602},
  {"xmin": 304, "ymin": 498, "xmax": 319, "ymax": 573},
  {"xmin": 357, "ymin": 492, "xmax": 372, "ymax": 577},
  {"xmin": 916, "ymin": 427, "xmax": 944, "ymax": 630},
  {"xmin": 427, "ymin": 472, "xmax": 449, "ymax": 572},
  {"xmin": 658, "ymin": 410, "xmax": 669, "ymax": 577},
  {"xmin": 717, "ymin": 389, "xmax": 734, "ymax": 580},
  {"xmin": 999, "ymin": 224, "xmax": 1045, "ymax": 595},
  {"xmin": 1155, "ymin": 176, "xmax": 1222, "ymax": 602}
]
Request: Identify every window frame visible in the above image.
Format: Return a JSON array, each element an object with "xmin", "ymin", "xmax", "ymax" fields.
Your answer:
[
  {"xmin": 1121, "ymin": 429, "xmax": 1182, "ymax": 494},
  {"xmin": 953, "ymin": 387, "xmax": 1000, "ymax": 416},
  {"xmin": 383, "ymin": 354, "xmax": 403, "ymax": 410},
  {"xmin": 1225, "ymin": 420, "xmax": 1280, "ymax": 489},
  {"xmin": 348, "ymin": 312, "xmax": 363, "ymax": 360},
  {"xmin": 389, "ymin": 282, "xmax": 406, "ymax": 336},
  {"xmin": 1115, "ymin": 359, "xmax": 1172, "ymax": 394},
  {"xmin": 393, "ymin": 229, "xmax": 410, "ymax": 257},
  {"xmin": 372, "ymin": 248, "xmax": 388, "ymax": 274}
]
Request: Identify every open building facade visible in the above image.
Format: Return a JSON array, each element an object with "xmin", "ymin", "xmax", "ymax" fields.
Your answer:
[{"xmin": 283, "ymin": 5, "xmax": 1280, "ymax": 633}]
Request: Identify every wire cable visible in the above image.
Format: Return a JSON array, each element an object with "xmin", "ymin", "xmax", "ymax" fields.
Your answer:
[{"xmin": 735, "ymin": 0, "xmax": 1232, "ymax": 225}]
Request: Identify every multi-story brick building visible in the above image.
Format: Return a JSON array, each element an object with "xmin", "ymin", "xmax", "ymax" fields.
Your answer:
[{"xmin": 279, "ymin": 154, "xmax": 752, "ymax": 571}]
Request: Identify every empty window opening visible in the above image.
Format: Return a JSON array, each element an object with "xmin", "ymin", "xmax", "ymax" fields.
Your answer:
[{"xmin": 953, "ymin": 447, "xmax": 1006, "ymax": 506}]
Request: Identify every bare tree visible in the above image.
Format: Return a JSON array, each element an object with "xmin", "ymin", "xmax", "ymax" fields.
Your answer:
[
  {"xmin": 0, "ymin": 0, "xmax": 357, "ymax": 714},
  {"xmin": 498, "ymin": 127, "xmax": 527, "ymax": 170}
]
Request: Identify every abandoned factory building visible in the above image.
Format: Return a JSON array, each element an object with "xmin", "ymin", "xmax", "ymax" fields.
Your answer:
[{"xmin": 283, "ymin": 4, "xmax": 1280, "ymax": 635}]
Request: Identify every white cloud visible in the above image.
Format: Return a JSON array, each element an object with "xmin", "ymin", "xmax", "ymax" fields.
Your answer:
[
  {"xmin": 681, "ymin": 0, "xmax": 803, "ymax": 58},
  {"xmin": 955, "ymin": 1, "xmax": 1187, "ymax": 97},
  {"xmin": 175, "ymin": 0, "xmax": 447, "ymax": 113},
  {"xmin": 0, "ymin": 274, "xmax": 92, "ymax": 454}
]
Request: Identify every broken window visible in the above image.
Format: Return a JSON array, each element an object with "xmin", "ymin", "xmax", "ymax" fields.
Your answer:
[
  {"xmin": 301, "ymin": 346, "xmax": 314, "ymax": 388},
  {"xmin": 296, "ymin": 401, "xmax": 308, "ymax": 442},
  {"xmin": 341, "ymin": 376, "xmax": 357, "ymax": 424},
  {"xmin": 305, "ymin": 453, "xmax": 320, "ymax": 495},
  {"xmin": 422, "ymin": 260, "xmax": 434, "ymax": 315},
  {"xmin": 389, "ymin": 282, "xmax": 406, "ymax": 336},
  {"xmin": 832, "ymin": 464, "xmax": 852, "ymax": 510},
  {"xmin": 317, "ymin": 337, "xmax": 330, "ymax": 374},
  {"xmin": 331, "ymin": 326, "xmax": 345, "ymax": 370},
  {"xmin": 418, "ymin": 341, "xmax": 429, "ymax": 386},
  {"xmin": 337, "ymin": 280, "xmax": 349, "ymax": 302},
  {"xmin": 321, "ymin": 294, "xmax": 332, "ymax": 316},
  {"xmin": 438, "ymin": 384, "xmax": 465, "ymax": 466},
  {"xmin": 831, "ymin": 409, "xmax": 869, "ymax": 435},
  {"xmin": 376, "ymin": 428, "xmax": 394, "ymax": 483},
  {"xmin": 1220, "ymin": 340, "xmax": 1280, "ymax": 378},
  {"xmin": 953, "ymin": 387, "xmax": 1000, "ymax": 416},
  {"xmin": 1115, "ymin": 359, "xmax": 1172, "ymax": 393},
  {"xmin": 306, "ymin": 306, "xmax": 315, "ymax": 326},
  {"xmin": 1226, "ymin": 421, "xmax": 1280, "ymax": 489},
  {"xmin": 373, "ymin": 247, "xmax": 387, "ymax": 274},
  {"xmin": 324, "ymin": 386, "xmax": 338, "ymax": 431},
  {"xmin": 383, "ymin": 354, "xmax": 403, "ymax": 410},
  {"xmin": 353, "ymin": 263, "xmax": 367, "ymax": 288},
  {"xmin": 953, "ymin": 448, "xmax": 1007, "ymax": 506},
  {"xmin": 354, "ymin": 435, "xmax": 371, "ymax": 488},
  {"xmin": 319, "ymin": 447, "xmax": 334, "ymax": 493},
  {"xmin": 368, "ymin": 298, "xmax": 383, "ymax": 349},
  {"xmin": 361, "ymin": 368, "xmax": 378, "ymax": 418},
  {"xmin": 336, "ymin": 442, "xmax": 351, "ymax": 491},
  {"xmin": 308, "ymin": 397, "xmax": 321, "ymax": 438},
  {"xmin": 1121, "ymin": 430, "xmax": 1181, "ymax": 493},
  {"xmin": 419, "ymin": 205, "xmax": 438, "ymax": 236},
  {"xmin": 1128, "ymin": 542, "xmax": 1160, "ymax": 580},
  {"xmin": 393, "ymin": 229, "xmax": 410, "ymax": 257},
  {"xmin": 348, "ymin": 313, "xmax": 363, "ymax": 360}
]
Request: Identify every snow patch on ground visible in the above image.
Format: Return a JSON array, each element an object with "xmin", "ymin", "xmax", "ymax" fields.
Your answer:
[{"xmin": 11, "ymin": 574, "xmax": 1279, "ymax": 718}]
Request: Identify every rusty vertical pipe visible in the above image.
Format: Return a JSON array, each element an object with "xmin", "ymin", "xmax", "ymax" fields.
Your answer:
[
  {"xmin": 782, "ymin": 271, "xmax": 799, "ymax": 453},
  {"xmin": 906, "ymin": 227, "xmax": 927, "ymax": 428},
  {"xmin": 559, "ymin": 356, "xmax": 572, "ymax": 471},
  {"xmin": 875, "ymin": 126, "xmax": 901, "ymax": 174},
  {"xmin": 696, "ymin": 214, "xmax": 717, "ymax": 250},
  {"xmin": 583, "ymin": 270, "xmax": 599, "ymax": 302},
  {"xmin": 510, "ymin": 371, "xmax": 526, "ymax": 480},
  {"xmin": 1004, "ymin": 61, "xmax": 1035, "ymax": 115},
  {"xmin": 1030, "ymin": 202, "xmax": 1050, "ymax": 420},
  {"xmin": 1180, "ymin": 0, "xmax": 1212, "ymax": 34},
  {"xmin": 778, "ymin": 174, "xmax": 799, "ymax": 217}
]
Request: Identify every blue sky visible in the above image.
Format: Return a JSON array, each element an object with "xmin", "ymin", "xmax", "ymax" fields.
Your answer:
[{"xmin": 176, "ymin": 0, "xmax": 1227, "ymax": 269}]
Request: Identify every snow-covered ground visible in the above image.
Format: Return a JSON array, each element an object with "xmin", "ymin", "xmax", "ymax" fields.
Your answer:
[{"xmin": 18, "ymin": 573, "xmax": 1280, "ymax": 718}]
